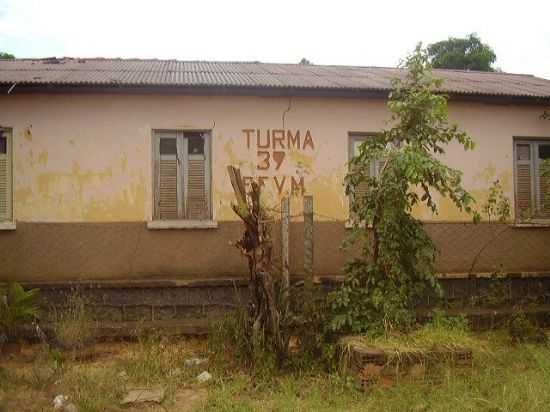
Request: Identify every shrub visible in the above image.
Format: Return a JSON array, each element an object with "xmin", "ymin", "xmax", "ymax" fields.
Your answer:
[
  {"xmin": 0, "ymin": 282, "xmax": 40, "ymax": 342},
  {"xmin": 508, "ymin": 312, "xmax": 547, "ymax": 344},
  {"xmin": 329, "ymin": 46, "xmax": 478, "ymax": 337}
]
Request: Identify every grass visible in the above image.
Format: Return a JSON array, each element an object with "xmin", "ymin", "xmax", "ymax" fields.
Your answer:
[
  {"xmin": 339, "ymin": 314, "xmax": 487, "ymax": 365},
  {"xmin": 52, "ymin": 292, "xmax": 96, "ymax": 354},
  {"xmin": 202, "ymin": 335, "xmax": 550, "ymax": 412},
  {"xmin": 1, "ymin": 331, "xmax": 550, "ymax": 411},
  {"xmin": 0, "ymin": 336, "xmax": 207, "ymax": 412}
]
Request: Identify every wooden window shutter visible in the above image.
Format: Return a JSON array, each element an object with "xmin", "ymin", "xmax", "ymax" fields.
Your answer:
[
  {"xmin": 186, "ymin": 155, "xmax": 208, "ymax": 219},
  {"xmin": 515, "ymin": 143, "xmax": 534, "ymax": 218},
  {"xmin": 157, "ymin": 136, "xmax": 179, "ymax": 220},
  {"xmin": 0, "ymin": 130, "xmax": 12, "ymax": 222},
  {"xmin": 185, "ymin": 133, "xmax": 210, "ymax": 220},
  {"xmin": 536, "ymin": 143, "xmax": 550, "ymax": 218}
]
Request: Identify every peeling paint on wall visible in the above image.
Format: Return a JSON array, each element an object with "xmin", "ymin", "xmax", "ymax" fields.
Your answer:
[
  {"xmin": 82, "ymin": 175, "xmax": 146, "ymax": 221},
  {"xmin": 1, "ymin": 94, "xmax": 548, "ymax": 223}
]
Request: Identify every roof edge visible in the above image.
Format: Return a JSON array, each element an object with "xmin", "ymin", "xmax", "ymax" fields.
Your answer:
[{"xmin": 1, "ymin": 83, "xmax": 549, "ymax": 105}]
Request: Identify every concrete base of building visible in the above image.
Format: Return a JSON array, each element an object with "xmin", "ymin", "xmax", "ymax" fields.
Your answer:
[{"xmin": 8, "ymin": 272, "xmax": 550, "ymax": 337}]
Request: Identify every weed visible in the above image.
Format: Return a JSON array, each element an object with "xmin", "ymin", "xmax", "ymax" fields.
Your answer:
[
  {"xmin": 201, "ymin": 337, "xmax": 550, "ymax": 412},
  {"xmin": 3, "ymin": 334, "xmax": 550, "ymax": 412},
  {"xmin": 120, "ymin": 331, "xmax": 199, "ymax": 385},
  {"xmin": 208, "ymin": 310, "xmax": 250, "ymax": 368},
  {"xmin": 29, "ymin": 344, "xmax": 64, "ymax": 389},
  {"xmin": 201, "ymin": 376, "xmax": 256, "ymax": 412},
  {"xmin": 341, "ymin": 311, "xmax": 480, "ymax": 359},
  {"xmin": 53, "ymin": 291, "xmax": 96, "ymax": 354},
  {"xmin": 508, "ymin": 311, "xmax": 547, "ymax": 343},
  {"xmin": 209, "ymin": 313, "xmax": 280, "ymax": 382},
  {"xmin": 209, "ymin": 287, "xmax": 335, "ymax": 377},
  {"xmin": 60, "ymin": 366, "xmax": 124, "ymax": 412}
]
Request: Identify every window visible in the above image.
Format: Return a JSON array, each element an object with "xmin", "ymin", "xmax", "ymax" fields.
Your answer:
[
  {"xmin": 348, "ymin": 134, "xmax": 385, "ymax": 220},
  {"xmin": 153, "ymin": 130, "xmax": 211, "ymax": 221},
  {"xmin": 0, "ymin": 128, "xmax": 13, "ymax": 222},
  {"xmin": 349, "ymin": 134, "xmax": 385, "ymax": 177},
  {"xmin": 514, "ymin": 139, "xmax": 550, "ymax": 220}
]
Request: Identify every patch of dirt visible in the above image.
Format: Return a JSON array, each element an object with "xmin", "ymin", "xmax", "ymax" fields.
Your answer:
[
  {"xmin": 0, "ymin": 386, "xmax": 54, "ymax": 412},
  {"xmin": 1, "ymin": 339, "xmax": 210, "ymax": 412}
]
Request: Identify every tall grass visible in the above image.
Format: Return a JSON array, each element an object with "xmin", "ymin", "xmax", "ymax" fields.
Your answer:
[{"xmin": 53, "ymin": 292, "xmax": 96, "ymax": 354}]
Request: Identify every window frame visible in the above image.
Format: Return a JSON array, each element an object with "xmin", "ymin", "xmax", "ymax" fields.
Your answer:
[
  {"xmin": 347, "ymin": 132, "xmax": 380, "ymax": 226},
  {"xmin": 0, "ymin": 127, "xmax": 14, "ymax": 227},
  {"xmin": 513, "ymin": 137, "xmax": 550, "ymax": 222},
  {"xmin": 151, "ymin": 129, "xmax": 212, "ymax": 223},
  {"xmin": 349, "ymin": 132, "xmax": 381, "ymax": 177}
]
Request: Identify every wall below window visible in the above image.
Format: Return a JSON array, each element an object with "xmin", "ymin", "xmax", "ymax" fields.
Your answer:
[{"xmin": 1, "ymin": 221, "xmax": 550, "ymax": 281}]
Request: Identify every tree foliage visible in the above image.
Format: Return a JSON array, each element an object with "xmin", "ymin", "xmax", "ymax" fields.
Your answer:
[
  {"xmin": 0, "ymin": 52, "xmax": 15, "ymax": 59},
  {"xmin": 329, "ymin": 45, "xmax": 478, "ymax": 336},
  {"xmin": 482, "ymin": 180, "xmax": 511, "ymax": 223},
  {"xmin": 427, "ymin": 33, "xmax": 496, "ymax": 71}
]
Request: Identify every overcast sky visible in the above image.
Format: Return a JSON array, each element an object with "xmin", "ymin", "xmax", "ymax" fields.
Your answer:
[{"xmin": 0, "ymin": 0, "xmax": 549, "ymax": 78}]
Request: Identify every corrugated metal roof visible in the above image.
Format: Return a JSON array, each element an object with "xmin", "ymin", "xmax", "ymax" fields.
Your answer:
[{"xmin": 1, "ymin": 57, "xmax": 549, "ymax": 99}]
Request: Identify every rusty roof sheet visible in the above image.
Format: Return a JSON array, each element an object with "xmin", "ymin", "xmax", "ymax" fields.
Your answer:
[{"xmin": 1, "ymin": 58, "xmax": 549, "ymax": 99}]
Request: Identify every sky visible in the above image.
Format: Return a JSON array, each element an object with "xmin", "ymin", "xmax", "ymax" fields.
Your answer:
[{"xmin": 0, "ymin": 0, "xmax": 549, "ymax": 78}]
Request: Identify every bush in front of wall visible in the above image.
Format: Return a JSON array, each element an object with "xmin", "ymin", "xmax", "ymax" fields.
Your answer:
[
  {"xmin": 0, "ymin": 282, "xmax": 40, "ymax": 352},
  {"xmin": 328, "ymin": 45, "xmax": 479, "ymax": 337}
]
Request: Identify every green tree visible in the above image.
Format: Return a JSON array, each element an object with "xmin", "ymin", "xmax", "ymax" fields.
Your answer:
[
  {"xmin": 328, "ymin": 45, "xmax": 479, "ymax": 336},
  {"xmin": 0, "ymin": 52, "xmax": 15, "ymax": 59},
  {"xmin": 427, "ymin": 33, "xmax": 496, "ymax": 71}
]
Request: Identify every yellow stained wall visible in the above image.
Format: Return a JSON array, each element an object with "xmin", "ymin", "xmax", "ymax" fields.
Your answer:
[{"xmin": 0, "ymin": 93, "xmax": 549, "ymax": 223}]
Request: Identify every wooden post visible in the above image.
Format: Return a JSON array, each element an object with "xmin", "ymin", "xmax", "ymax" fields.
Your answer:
[
  {"xmin": 281, "ymin": 197, "xmax": 290, "ymax": 290},
  {"xmin": 303, "ymin": 195, "xmax": 314, "ymax": 294},
  {"xmin": 281, "ymin": 197, "xmax": 290, "ymax": 312}
]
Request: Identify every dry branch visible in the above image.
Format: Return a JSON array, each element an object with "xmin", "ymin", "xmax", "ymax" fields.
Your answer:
[{"xmin": 227, "ymin": 165, "xmax": 288, "ymax": 362}]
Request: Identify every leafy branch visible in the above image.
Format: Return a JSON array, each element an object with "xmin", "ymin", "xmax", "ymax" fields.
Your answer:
[{"xmin": 329, "ymin": 45, "xmax": 479, "ymax": 336}]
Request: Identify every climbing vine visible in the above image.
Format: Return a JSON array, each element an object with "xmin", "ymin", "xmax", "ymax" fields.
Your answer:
[{"xmin": 329, "ymin": 45, "xmax": 479, "ymax": 336}]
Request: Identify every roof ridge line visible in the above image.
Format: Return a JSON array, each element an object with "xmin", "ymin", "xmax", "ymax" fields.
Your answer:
[{"xmin": 0, "ymin": 57, "xmax": 542, "ymax": 78}]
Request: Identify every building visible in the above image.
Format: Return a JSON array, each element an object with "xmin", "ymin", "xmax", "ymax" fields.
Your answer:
[{"xmin": 1, "ymin": 58, "xmax": 550, "ymax": 288}]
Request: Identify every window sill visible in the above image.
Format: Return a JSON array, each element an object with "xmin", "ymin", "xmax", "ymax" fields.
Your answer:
[
  {"xmin": 0, "ymin": 222, "xmax": 16, "ymax": 231},
  {"xmin": 147, "ymin": 220, "xmax": 218, "ymax": 230},
  {"xmin": 511, "ymin": 220, "xmax": 550, "ymax": 228}
]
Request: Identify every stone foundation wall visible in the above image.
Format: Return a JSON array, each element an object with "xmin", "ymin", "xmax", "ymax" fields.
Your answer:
[{"xmin": 23, "ymin": 274, "xmax": 550, "ymax": 328}]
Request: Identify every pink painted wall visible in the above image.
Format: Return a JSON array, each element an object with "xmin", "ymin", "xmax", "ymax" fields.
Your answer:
[{"xmin": 0, "ymin": 93, "xmax": 549, "ymax": 223}]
